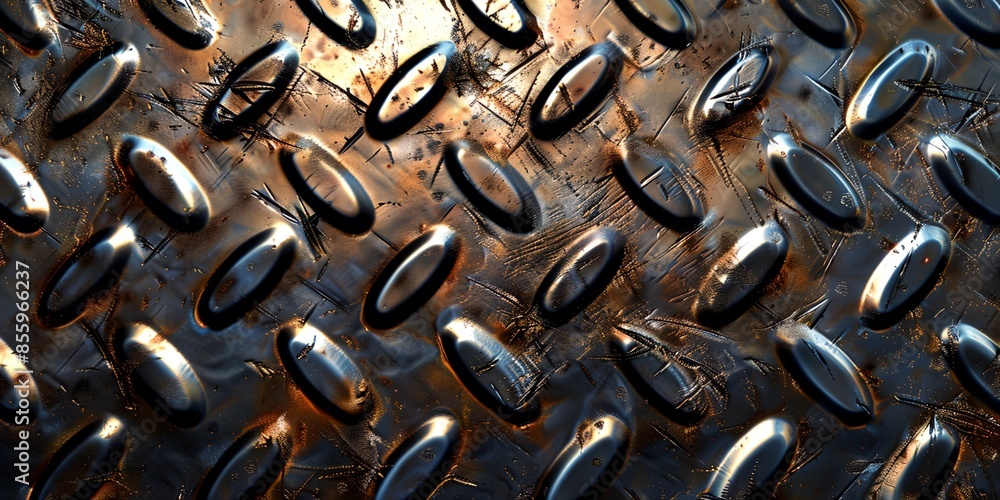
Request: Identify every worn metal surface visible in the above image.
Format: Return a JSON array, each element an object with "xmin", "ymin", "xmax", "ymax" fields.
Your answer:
[{"xmin": 2, "ymin": 0, "xmax": 1000, "ymax": 498}]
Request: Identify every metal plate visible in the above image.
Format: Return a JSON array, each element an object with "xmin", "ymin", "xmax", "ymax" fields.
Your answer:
[{"xmin": 2, "ymin": 0, "xmax": 1000, "ymax": 498}]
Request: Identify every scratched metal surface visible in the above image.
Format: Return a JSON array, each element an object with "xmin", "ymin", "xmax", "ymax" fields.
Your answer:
[{"xmin": 2, "ymin": 0, "xmax": 1000, "ymax": 498}]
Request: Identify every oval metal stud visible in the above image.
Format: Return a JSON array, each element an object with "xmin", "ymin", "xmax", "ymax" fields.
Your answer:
[
  {"xmin": 456, "ymin": 0, "xmax": 539, "ymax": 49},
  {"xmin": 51, "ymin": 42, "xmax": 139, "ymax": 138},
  {"xmin": 935, "ymin": 0, "xmax": 1000, "ymax": 49},
  {"xmin": 535, "ymin": 415, "xmax": 632, "ymax": 499},
  {"xmin": 374, "ymin": 412, "xmax": 462, "ymax": 500},
  {"xmin": 0, "ymin": 0, "xmax": 55, "ymax": 51},
  {"xmin": 196, "ymin": 225, "xmax": 297, "ymax": 330},
  {"xmin": 777, "ymin": 0, "xmax": 856, "ymax": 48},
  {"xmin": 38, "ymin": 225, "xmax": 136, "ymax": 329},
  {"xmin": 767, "ymin": 132, "xmax": 864, "ymax": 230},
  {"xmin": 614, "ymin": 141, "xmax": 704, "ymax": 232},
  {"xmin": 872, "ymin": 417, "xmax": 960, "ymax": 500},
  {"xmin": 280, "ymin": 138, "xmax": 375, "ymax": 234},
  {"xmin": 613, "ymin": 0, "xmax": 696, "ymax": 49},
  {"xmin": 925, "ymin": 134, "xmax": 1000, "ymax": 224},
  {"xmin": 195, "ymin": 425, "xmax": 289, "ymax": 500},
  {"xmin": 691, "ymin": 43, "xmax": 778, "ymax": 129},
  {"xmin": 860, "ymin": 225, "xmax": 951, "ymax": 329},
  {"xmin": 114, "ymin": 135, "xmax": 211, "ymax": 232},
  {"xmin": 0, "ymin": 150, "xmax": 49, "ymax": 234},
  {"xmin": 611, "ymin": 326, "xmax": 708, "ymax": 425},
  {"xmin": 775, "ymin": 323, "xmax": 874, "ymax": 426},
  {"xmin": 294, "ymin": 0, "xmax": 376, "ymax": 49},
  {"xmin": 846, "ymin": 40, "xmax": 936, "ymax": 141},
  {"xmin": 940, "ymin": 323, "xmax": 1000, "ymax": 415},
  {"xmin": 366, "ymin": 41, "xmax": 458, "ymax": 141},
  {"xmin": 444, "ymin": 140, "xmax": 541, "ymax": 233},
  {"xmin": 114, "ymin": 323, "xmax": 208, "ymax": 428},
  {"xmin": 276, "ymin": 322, "xmax": 371, "ymax": 422},
  {"xmin": 529, "ymin": 41, "xmax": 624, "ymax": 141},
  {"xmin": 362, "ymin": 225, "xmax": 461, "ymax": 330},
  {"xmin": 201, "ymin": 41, "xmax": 300, "ymax": 140},
  {"xmin": 138, "ymin": 0, "xmax": 219, "ymax": 49},
  {"xmin": 535, "ymin": 227, "xmax": 625, "ymax": 326},
  {"xmin": 694, "ymin": 220, "xmax": 788, "ymax": 328},
  {"xmin": 29, "ymin": 418, "xmax": 128, "ymax": 500},
  {"xmin": 436, "ymin": 308, "xmax": 540, "ymax": 424},
  {"xmin": 703, "ymin": 417, "xmax": 798, "ymax": 499}
]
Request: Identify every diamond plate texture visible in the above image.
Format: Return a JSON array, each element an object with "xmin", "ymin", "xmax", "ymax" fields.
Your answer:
[{"xmin": 2, "ymin": 0, "xmax": 1000, "ymax": 498}]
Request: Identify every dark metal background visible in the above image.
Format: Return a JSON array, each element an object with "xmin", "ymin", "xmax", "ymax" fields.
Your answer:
[{"xmin": 2, "ymin": 0, "xmax": 1000, "ymax": 498}]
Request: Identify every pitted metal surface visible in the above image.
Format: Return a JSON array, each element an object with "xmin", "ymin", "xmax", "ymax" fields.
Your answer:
[{"xmin": 2, "ymin": 0, "xmax": 1000, "ymax": 498}]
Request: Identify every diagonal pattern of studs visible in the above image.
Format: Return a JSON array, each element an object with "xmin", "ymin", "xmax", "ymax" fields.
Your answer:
[{"xmin": 2, "ymin": 0, "xmax": 1000, "ymax": 497}]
